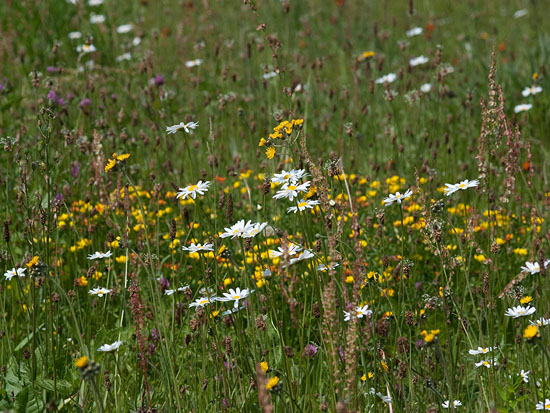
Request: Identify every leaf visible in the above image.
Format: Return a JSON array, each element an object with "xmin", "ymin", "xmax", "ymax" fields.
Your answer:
[{"xmin": 14, "ymin": 323, "xmax": 45, "ymax": 352}]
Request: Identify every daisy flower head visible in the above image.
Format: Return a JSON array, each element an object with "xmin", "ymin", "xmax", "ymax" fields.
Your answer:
[
  {"xmin": 87, "ymin": 251, "xmax": 113, "ymax": 260},
  {"xmin": 89, "ymin": 287, "xmax": 112, "ymax": 297},
  {"xmin": 273, "ymin": 181, "xmax": 311, "ymax": 201},
  {"xmin": 443, "ymin": 179, "xmax": 479, "ymax": 196},
  {"xmin": 356, "ymin": 305, "xmax": 372, "ymax": 318},
  {"xmin": 245, "ymin": 222, "xmax": 268, "ymax": 238},
  {"xmin": 97, "ymin": 341, "xmax": 123, "ymax": 352},
  {"xmin": 409, "ymin": 55, "xmax": 429, "ymax": 67},
  {"xmin": 514, "ymin": 103, "xmax": 533, "ymax": 113},
  {"xmin": 520, "ymin": 369, "xmax": 530, "ymax": 383},
  {"xmin": 420, "ymin": 83, "xmax": 432, "ymax": 93},
  {"xmin": 166, "ymin": 121, "xmax": 199, "ymax": 134},
  {"xmin": 287, "ymin": 199, "xmax": 320, "ymax": 214},
  {"xmin": 271, "ymin": 169, "xmax": 308, "ymax": 185},
  {"xmin": 116, "ymin": 24, "xmax": 132, "ymax": 34},
  {"xmin": 536, "ymin": 399, "xmax": 550, "ymax": 410},
  {"xmin": 4, "ymin": 267, "xmax": 26, "ymax": 280},
  {"xmin": 220, "ymin": 220, "xmax": 254, "ymax": 239},
  {"xmin": 442, "ymin": 400, "xmax": 462, "ymax": 409},
  {"xmin": 521, "ymin": 260, "xmax": 550, "ymax": 274},
  {"xmin": 269, "ymin": 243, "xmax": 303, "ymax": 258},
  {"xmin": 383, "ymin": 189, "xmax": 413, "ymax": 206},
  {"xmin": 176, "ymin": 180, "xmax": 211, "ymax": 200},
  {"xmin": 475, "ymin": 359, "xmax": 497, "ymax": 368},
  {"xmin": 189, "ymin": 296, "xmax": 214, "ymax": 308},
  {"xmin": 289, "ymin": 249, "xmax": 315, "ymax": 265},
  {"xmin": 90, "ymin": 13, "xmax": 106, "ymax": 24},
  {"xmin": 522, "ymin": 85, "xmax": 542, "ymax": 97},
  {"xmin": 504, "ymin": 305, "xmax": 536, "ymax": 318},
  {"xmin": 317, "ymin": 262, "xmax": 339, "ymax": 272},
  {"xmin": 468, "ymin": 346, "xmax": 493, "ymax": 355},
  {"xmin": 181, "ymin": 243, "xmax": 214, "ymax": 253},
  {"xmin": 69, "ymin": 31, "xmax": 82, "ymax": 40},
  {"xmin": 406, "ymin": 27, "xmax": 423, "ymax": 37},
  {"xmin": 76, "ymin": 43, "xmax": 97, "ymax": 53},
  {"xmin": 530, "ymin": 318, "xmax": 550, "ymax": 327},
  {"xmin": 185, "ymin": 59, "xmax": 203, "ymax": 68},
  {"xmin": 216, "ymin": 287, "xmax": 251, "ymax": 308},
  {"xmin": 165, "ymin": 286, "xmax": 190, "ymax": 296},
  {"xmin": 375, "ymin": 73, "xmax": 397, "ymax": 84}
]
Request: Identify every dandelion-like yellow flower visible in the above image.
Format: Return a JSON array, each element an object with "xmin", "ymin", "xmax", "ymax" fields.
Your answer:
[
  {"xmin": 75, "ymin": 356, "xmax": 89, "ymax": 368},
  {"xmin": 524, "ymin": 324, "xmax": 538, "ymax": 339},
  {"xmin": 26, "ymin": 256, "xmax": 39, "ymax": 268},
  {"xmin": 105, "ymin": 158, "xmax": 116, "ymax": 172},
  {"xmin": 266, "ymin": 376, "xmax": 279, "ymax": 390},
  {"xmin": 266, "ymin": 147, "xmax": 276, "ymax": 159},
  {"xmin": 260, "ymin": 361, "xmax": 268, "ymax": 373}
]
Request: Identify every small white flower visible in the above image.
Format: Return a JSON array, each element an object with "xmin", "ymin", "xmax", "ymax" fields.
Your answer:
[
  {"xmin": 263, "ymin": 71, "xmax": 278, "ymax": 80},
  {"xmin": 132, "ymin": 37, "xmax": 142, "ymax": 46},
  {"xmin": 442, "ymin": 400, "xmax": 462, "ymax": 408},
  {"xmin": 520, "ymin": 369, "xmax": 530, "ymax": 383},
  {"xmin": 69, "ymin": 31, "xmax": 82, "ymax": 40},
  {"xmin": 166, "ymin": 121, "xmax": 199, "ymax": 134},
  {"xmin": 271, "ymin": 169, "xmax": 308, "ymax": 185},
  {"xmin": 76, "ymin": 44, "xmax": 97, "ymax": 53},
  {"xmin": 316, "ymin": 262, "xmax": 339, "ymax": 272},
  {"xmin": 468, "ymin": 346, "xmax": 493, "ymax": 355},
  {"xmin": 536, "ymin": 399, "xmax": 550, "ymax": 410},
  {"xmin": 87, "ymin": 251, "xmax": 113, "ymax": 260},
  {"xmin": 521, "ymin": 261, "xmax": 541, "ymax": 274},
  {"xmin": 420, "ymin": 83, "xmax": 432, "ymax": 93},
  {"xmin": 176, "ymin": 180, "xmax": 211, "ymax": 200},
  {"xmin": 244, "ymin": 222, "xmax": 267, "ymax": 238},
  {"xmin": 289, "ymin": 249, "xmax": 314, "ymax": 265},
  {"xmin": 4, "ymin": 267, "xmax": 26, "ymax": 280},
  {"xmin": 220, "ymin": 220, "xmax": 254, "ymax": 239},
  {"xmin": 216, "ymin": 287, "xmax": 251, "ymax": 308},
  {"xmin": 182, "ymin": 243, "xmax": 214, "ymax": 253},
  {"xmin": 189, "ymin": 296, "xmax": 214, "ymax": 307},
  {"xmin": 475, "ymin": 359, "xmax": 497, "ymax": 368},
  {"xmin": 513, "ymin": 9, "xmax": 528, "ymax": 18},
  {"xmin": 375, "ymin": 73, "xmax": 397, "ymax": 84},
  {"xmin": 344, "ymin": 305, "xmax": 372, "ymax": 321},
  {"xmin": 116, "ymin": 53, "xmax": 131, "ymax": 62},
  {"xmin": 164, "ymin": 286, "xmax": 190, "ymax": 296},
  {"xmin": 522, "ymin": 85, "xmax": 542, "ymax": 97},
  {"xmin": 98, "ymin": 341, "xmax": 123, "ymax": 352},
  {"xmin": 90, "ymin": 13, "xmax": 106, "ymax": 24},
  {"xmin": 383, "ymin": 189, "xmax": 413, "ymax": 206},
  {"xmin": 443, "ymin": 179, "xmax": 479, "ymax": 196},
  {"xmin": 504, "ymin": 305, "xmax": 536, "ymax": 318},
  {"xmin": 409, "ymin": 55, "xmax": 429, "ymax": 67},
  {"xmin": 514, "ymin": 103, "xmax": 532, "ymax": 113},
  {"xmin": 273, "ymin": 181, "xmax": 311, "ymax": 201},
  {"xmin": 89, "ymin": 287, "xmax": 112, "ymax": 297},
  {"xmin": 116, "ymin": 24, "xmax": 132, "ymax": 34},
  {"xmin": 529, "ymin": 317, "xmax": 550, "ymax": 327},
  {"xmin": 406, "ymin": 27, "xmax": 423, "ymax": 37},
  {"xmin": 88, "ymin": 0, "xmax": 104, "ymax": 5},
  {"xmin": 269, "ymin": 243, "xmax": 303, "ymax": 258},
  {"xmin": 185, "ymin": 59, "xmax": 203, "ymax": 68},
  {"xmin": 287, "ymin": 199, "xmax": 320, "ymax": 214}
]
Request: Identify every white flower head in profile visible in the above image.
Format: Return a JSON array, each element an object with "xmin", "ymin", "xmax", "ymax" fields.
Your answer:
[
  {"xmin": 176, "ymin": 181, "xmax": 211, "ymax": 200},
  {"xmin": 514, "ymin": 103, "xmax": 532, "ymax": 113},
  {"xmin": 383, "ymin": 189, "xmax": 413, "ymax": 206},
  {"xmin": 504, "ymin": 305, "xmax": 536, "ymax": 318},
  {"xmin": 98, "ymin": 341, "xmax": 123, "ymax": 352},
  {"xmin": 443, "ymin": 179, "xmax": 479, "ymax": 196},
  {"xmin": 375, "ymin": 73, "xmax": 397, "ymax": 84},
  {"xmin": 406, "ymin": 27, "xmax": 423, "ymax": 37},
  {"xmin": 409, "ymin": 55, "xmax": 429, "ymax": 67},
  {"xmin": 166, "ymin": 121, "xmax": 199, "ymax": 134}
]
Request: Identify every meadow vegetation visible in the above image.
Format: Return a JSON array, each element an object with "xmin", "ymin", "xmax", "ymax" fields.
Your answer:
[{"xmin": 1, "ymin": 0, "xmax": 550, "ymax": 411}]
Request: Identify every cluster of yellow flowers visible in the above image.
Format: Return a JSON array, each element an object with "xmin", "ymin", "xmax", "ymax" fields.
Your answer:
[
  {"xmin": 258, "ymin": 118, "xmax": 304, "ymax": 159},
  {"xmin": 104, "ymin": 153, "xmax": 131, "ymax": 172}
]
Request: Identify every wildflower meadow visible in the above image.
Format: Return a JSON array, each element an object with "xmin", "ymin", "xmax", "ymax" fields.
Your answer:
[{"xmin": 1, "ymin": 0, "xmax": 550, "ymax": 411}]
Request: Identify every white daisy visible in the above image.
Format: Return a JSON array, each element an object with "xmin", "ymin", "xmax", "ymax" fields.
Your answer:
[
  {"xmin": 89, "ymin": 287, "xmax": 112, "ymax": 297},
  {"xmin": 88, "ymin": 0, "xmax": 104, "ymax": 5},
  {"xmin": 273, "ymin": 181, "xmax": 311, "ymax": 201},
  {"xmin": 271, "ymin": 169, "xmax": 308, "ymax": 185},
  {"xmin": 116, "ymin": 24, "xmax": 132, "ymax": 34},
  {"xmin": 420, "ymin": 83, "xmax": 432, "ymax": 93},
  {"xmin": 76, "ymin": 44, "xmax": 97, "ymax": 53},
  {"xmin": 442, "ymin": 400, "xmax": 462, "ymax": 408},
  {"xmin": 468, "ymin": 346, "xmax": 493, "ymax": 355},
  {"xmin": 520, "ymin": 369, "xmax": 530, "ymax": 383},
  {"xmin": 182, "ymin": 243, "xmax": 214, "ymax": 253},
  {"xmin": 289, "ymin": 249, "xmax": 314, "ymax": 265},
  {"xmin": 406, "ymin": 27, "xmax": 423, "ymax": 37},
  {"xmin": 68, "ymin": 31, "xmax": 82, "ymax": 40},
  {"xmin": 220, "ymin": 220, "xmax": 255, "ymax": 239},
  {"xmin": 269, "ymin": 243, "xmax": 303, "ymax": 258},
  {"xmin": 90, "ymin": 13, "xmax": 106, "ymax": 24},
  {"xmin": 409, "ymin": 55, "xmax": 429, "ymax": 67},
  {"xmin": 504, "ymin": 305, "xmax": 536, "ymax": 318},
  {"xmin": 263, "ymin": 71, "xmax": 278, "ymax": 80},
  {"xmin": 383, "ymin": 189, "xmax": 413, "ymax": 206},
  {"xmin": 529, "ymin": 318, "xmax": 550, "ymax": 327},
  {"xmin": 164, "ymin": 286, "xmax": 190, "ymax": 296},
  {"xmin": 521, "ymin": 260, "xmax": 550, "ymax": 274},
  {"xmin": 189, "ymin": 296, "xmax": 215, "ymax": 307},
  {"xmin": 4, "ymin": 267, "xmax": 26, "ymax": 280},
  {"xmin": 176, "ymin": 180, "xmax": 211, "ymax": 200},
  {"xmin": 475, "ymin": 359, "xmax": 497, "ymax": 368},
  {"xmin": 87, "ymin": 251, "xmax": 113, "ymax": 260},
  {"xmin": 185, "ymin": 59, "xmax": 203, "ymax": 68},
  {"xmin": 375, "ymin": 73, "xmax": 397, "ymax": 84},
  {"xmin": 166, "ymin": 121, "xmax": 199, "ymax": 134},
  {"xmin": 514, "ymin": 103, "xmax": 533, "ymax": 113},
  {"xmin": 216, "ymin": 287, "xmax": 251, "ymax": 308},
  {"xmin": 316, "ymin": 262, "xmax": 339, "ymax": 272},
  {"xmin": 98, "ymin": 341, "xmax": 123, "ymax": 352},
  {"xmin": 287, "ymin": 199, "xmax": 320, "ymax": 213},
  {"xmin": 244, "ymin": 222, "xmax": 268, "ymax": 238},
  {"xmin": 536, "ymin": 399, "xmax": 550, "ymax": 410},
  {"xmin": 115, "ymin": 53, "xmax": 131, "ymax": 62},
  {"xmin": 513, "ymin": 9, "xmax": 528, "ymax": 18},
  {"xmin": 443, "ymin": 179, "xmax": 479, "ymax": 196}
]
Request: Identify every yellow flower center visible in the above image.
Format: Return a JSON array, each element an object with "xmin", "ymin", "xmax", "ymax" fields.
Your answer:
[
  {"xmin": 188, "ymin": 185, "xmax": 198, "ymax": 191},
  {"xmin": 298, "ymin": 202, "xmax": 308, "ymax": 208},
  {"xmin": 287, "ymin": 185, "xmax": 297, "ymax": 191},
  {"xmin": 233, "ymin": 295, "xmax": 240, "ymax": 299}
]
